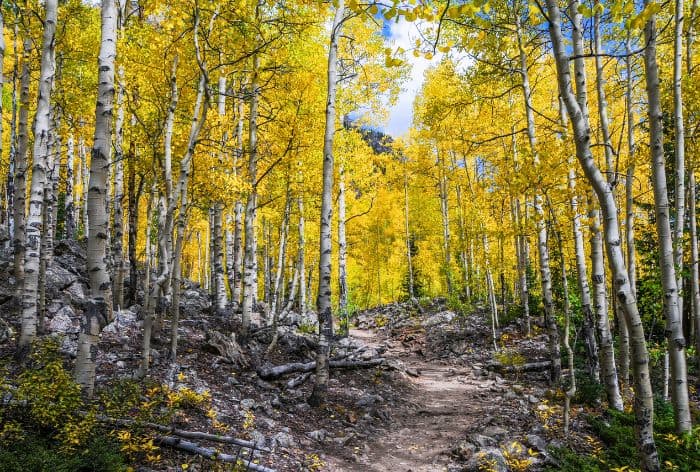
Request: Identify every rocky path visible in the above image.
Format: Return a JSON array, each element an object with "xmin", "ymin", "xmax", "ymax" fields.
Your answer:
[{"xmin": 323, "ymin": 327, "xmax": 520, "ymax": 472}]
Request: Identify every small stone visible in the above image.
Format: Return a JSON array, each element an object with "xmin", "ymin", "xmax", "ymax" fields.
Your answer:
[
  {"xmin": 527, "ymin": 394, "xmax": 540, "ymax": 404},
  {"xmin": 525, "ymin": 434, "xmax": 547, "ymax": 452},
  {"xmin": 272, "ymin": 431, "xmax": 296, "ymax": 449},
  {"xmin": 482, "ymin": 425, "xmax": 508, "ymax": 441},
  {"xmin": 240, "ymin": 398, "xmax": 257, "ymax": 410},
  {"xmin": 452, "ymin": 440, "xmax": 477, "ymax": 459},
  {"xmin": 306, "ymin": 429, "xmax": 328, "ymax": 442},
  {"xmin": 470, "ymin": 434, "xmax": 497, "ymax": 448},
  {"xmin": 465, "ymin": 447, "xmax": 508, "ymax": 472},
  {"xmin": 406, "ymin": 368, "xmax": 420, "ymax": 377}
]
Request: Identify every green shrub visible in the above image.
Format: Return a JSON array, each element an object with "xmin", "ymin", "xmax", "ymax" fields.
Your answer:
[{"xmin": 0, "ymin": 434, "xmax": 126, "ymax": 472}]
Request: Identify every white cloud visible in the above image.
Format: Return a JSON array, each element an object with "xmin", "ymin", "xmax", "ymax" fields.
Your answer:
[
  {"xmin": 382, "ymin": 19, "xmax": 472, "ymax": 138},
  {"xmin": 383, "ymin": 19, "xmax": 436, "ymax": 138}
]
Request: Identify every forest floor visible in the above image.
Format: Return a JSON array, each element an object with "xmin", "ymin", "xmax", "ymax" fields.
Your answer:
[
  {"xmin": 0, "ymin": 242, "xmax": 609, "ymax": 471},
  {"xmin": 317, "ymin": 305, "xmax": 562, "ymax": 472}
]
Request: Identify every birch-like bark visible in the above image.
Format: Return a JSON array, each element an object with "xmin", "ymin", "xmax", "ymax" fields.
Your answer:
[
  {"xmin": 544, "ymin": 0, "xmax": 658, "ymax": 467},
  {"xmin": 80, "ymin": 134, "xmax": 89, "ymax": 232},
  {"xmin": 169, "ymin": 67, "xmax": 210, "ymax": 359},
  {"xmin": 515, "ymin": 199, "xmax": 530, "ymax": 335},
  {"xmin": 673, "ymin": 0, "xmax": 686, "ymax": 317},
  {"xmin": 590, "ymin": 205, "xmax": 624, "ymax": 410},
  {"xmin": 691, "ymin": 172, "xmax": 700, "ymax": 367},
  {"xmin": 64, "ymin": 135, "xmax": 76, "ymax": 239},
  {"xmin": 17, "ymin": 0, "xmax": 57, "ymax": 354},
  {"xmin": 516, "ymin": 14, "xmax": 559, "ymax": 382},
  {"xmin": 688, "ymin": 0, "xmax": 700, "ymax": 366},
  {"xmin": 241, "ymin": 54, "xmax": 260, "ymax": 337},
  {"xmin": 75, "ymin": 0, "xmax": 116, "ymax": 396},
  {"xmin": 272, "ymin": 187, "xmax": 291, "ymax": 317},
  {"xmin": 139, "ymin": 194, "xmax": 168, "ymax": 378},
  {"xmin": 12, "ymin": 36, "xmax": 31, "ymax": 281},
  {"xmin": 0, "ymin": 8, "xmax": 5, "ymax": 239},
  {"xmin": 112, "ymin": 67, "xmax": 126, "ymax": 310},
  {"xmin": 212, "ymin": 203, "xmax": 226, "ymax": 313},
  {"xmin": 557, "ymin": 230, "xmax": 575, "ymax": 435},
  {"xmin": 126, "ymin": 141, "xmax": 139, "ymax": 305},
  {"xmin": 593, "ymin": 11, "xmax": 615, "ymax": 182},
  {"xmin": 226, "ymin": 213, "xmax": 235, "ymax": 300},
  {"xmin": 621, "ymin": 32, "xmax": 636, "ymax": 384},
  {"xmin": 297, "ymin": 195, "xmax": 306, "ymax": 315},
  {"xmin": 483, "ymin": 232, "xmax": 498, "ymax": 351},
  {"xmin": 438, "ymin": 151, "xmax": 452, "ymax": 295},
  {"xmin": 643, "ymin": 8, "xmax": 692, "ymax": 433},
  {"xmin": 570, "ymin": 169, "xmax": 599, "ymax": 381},
  {"xmin": 309, "ymin": 0, "xmax": 344, "ymax": 407},
  {"xmin": 338, "ymin": 165, "xmax": 348, "ymax": 331},
  {"xmin": 5, "ymin": 22, "xmax": 18, "ymax": 247},
  {"xmin": 232, "ymin": 200, "xmax": 243, "ymax": 306},
  {"xmin": 403, "ymin": 158, "xmax": 414, "ymax": 299}
]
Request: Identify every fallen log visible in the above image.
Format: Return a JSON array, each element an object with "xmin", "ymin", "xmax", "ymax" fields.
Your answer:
[
  {"xmin": 286, "ymin": 372, "xmax": 312, "ymax": 389},
  {"xmin": 487, "ymin": 360, "xmax": 551, "ymax": 373},
  {"xmin": 258, "ymin": 358, "xmax": 385, "ymax": 380},
  {"xmin": 156, "ymin": 436, "xmax": 275, "ymax": 472},
  {"xmin": 96, "ymin": 415, "xmax": 269, "ymax": 452}
]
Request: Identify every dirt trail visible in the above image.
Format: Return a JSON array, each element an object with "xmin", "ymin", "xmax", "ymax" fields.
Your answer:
[{"xmin": 324, "ymin": 327, "xmax": 498, "ymax": 471}]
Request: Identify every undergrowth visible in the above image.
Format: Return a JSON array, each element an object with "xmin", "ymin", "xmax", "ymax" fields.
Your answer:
[
  {"xmin": 546, "ymin": 397, "xmax": 700, "ymax": 471},
  {"xmin": 0, "ymin": 338, "xmax": 234, "ymax": 471}
]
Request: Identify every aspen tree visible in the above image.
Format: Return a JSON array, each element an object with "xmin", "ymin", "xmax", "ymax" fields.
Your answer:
[
  {"xmin": 17, "ymin": 0, "xmax": 58, "ymax": 354},
  {"xmin": 74, "ymin": 0, "xmax": 117, "ymax": 395},
  {"xmin": 309, "ymin": 0, "xmax": 344, "ymax": 407},
  {"xmin": 643, "ymin": 3, "xmax": 691, "ymax": 433},
  {"xmin": 12, "ymin": 35, "xmax": 31, "ymax": 282},
  {"xmin": 515, "ymin": 13, "xmax": 560, "ymax": 383},
  {"xmin": 544, "ymin": 0, "xmax": 659, "ymax": 467}
]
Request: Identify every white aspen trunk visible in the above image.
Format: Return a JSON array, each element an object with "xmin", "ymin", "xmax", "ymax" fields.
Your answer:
[
  {"xmin": 544, "ymin": 0, "xmax": 659, "ymax": 467},
  {"xmin": 309, "ymin": 0, "xmax": 344, "ymax": 407},
  {"xmin": 590, "ymin": 205, "xmax": 624, "ymax": 411},
  {"xmin": 673, "ymin": 0, "xmax": 686, "ymax": 318},
  {"xmin": 403, "ymin": 158, "xmax": 414, "ymax": 299},
  {"xmin": 5, "ymin": 20, "xmax": 16, "ymax": 248},
  {"xmin": 12, "ymin": 36, "xmax": 31, "ymax": 281},
  {"xmin": 570, "ymin": 169, "xmax": 599, "ymax": 381},
  {"xmin": 622, "ymin": 32, "xmax": 636, "ymax": 384},
  {"xmin": 169, "ymin": 65, "xmax": 210, "ymax": 359},
  {"xmin": 438, "ymin": 152, "xmax": 452, "ymax": 295},
  {"xmin": 232, "ymin": 200, "xmax": 243, "ymax": 306},
  {"xmin": 139, "ymin": 194, "xmax": 168, "ymax": 378},
  {"xmin": 39, "ymin": 120, "xmax": 60, "ymax": 332},
  {"xmin": 143, "ymin": 184, "xmax": 155, "ymax": 313},
  {"xmin": 126, "ymin": 141, "xmax": 139, "ymax": 305},
  {"xmin": 212, "ymin": 203, "xmax": 226, "ymax": 313},
  {"xmin": 80, "ymin": 134, "xmax": 89, "ymax": 233},
  {"xmin": 483, "ymin": 233, "xmax": 498, "ymax": 351},
  {"xmin": 561, "ymin": 98, "xmax": 599, "ymax": 381},
  {"xmin": 272, "ymin": 188, "xmax": 291, "ymax": 317},
  {"xmin": 515, "ymin": 199, "xmax": 530, "ymax": 335},
  {"xmin": 297, "ymin": 195, "xmax": 306, "ymax": 315},
  {"xmin": 241, "ymin": 55, "xmax": 260, "ymax": 337},
  {"xmin": 0, "ymin": 9, "xmax": 5, "ymax": 239},
  {"xmin": 593, "ymin": 11, "xmax": 615, "ymax": 181},
  {"xmin": 338, "ymin": 165, "xmax": 348, "ymax": 332},
  {"xmin": 112, "ymin": 67, "xmax": 126, "ymax": 310},
  {"xmin": 17, "ymin": 0, "xmax": 57, "ymax": 354},
  {"xmin": 688, "ymin": 0, "xmax": 700, "ymax": 367},
  {"xmin": 516, "ymin": 15, "xmax": 559, "ymax": 382},
  {"xmin": 226, "ymin": 213, "xmax": 235, "ymax": 298},
  {"xmin": 557, "ymin": 231, "xmax": 575, "ymax": 435},
  {"xmin": 643, "ymin": 8, "xmax": 692, "ymax": 433},
  {"xmin": 690, "ymin": 172, "xmax": 700, "ymax": 368},
  {"xmin": 64, "ymin": 134, "xmax": 76, "ymax": 239},
  {"xmin": 74, "ymin": 0, "xmax": 116, "ymax": 396}
]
